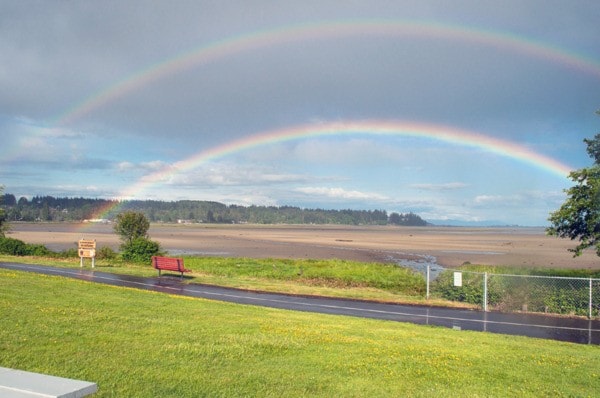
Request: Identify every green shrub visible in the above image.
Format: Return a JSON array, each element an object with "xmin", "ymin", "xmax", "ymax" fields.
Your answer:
[
  {"xmin": 432, "ymin": 270, "xmax": 484, "ymax": 305},
  {"xmin": 23, "ymin": 243, "xmax": 52, "ymax": 256},
  {"xmin": 0, "ymin": 237, "xmax": 52, "ymax": 257},
  {"xmin": 120, "ymin": 237, "xmax": 161, "ymax": 263},
  {"xmin": 432, "ymin": 267, "xmax": 596, "ymax": 316},
  {"xmin": 57, "ymin": 248, "xmax": 80, "ymax": 258},
  {"xmin": 430, "ymin": 270, "xmax": 500, "ymax": 307},
  {"xmin": 96, "ymin": 246, "xmax": 117, "ymax": 260},
  {"xmin": 0, "ymin": 237, "xmax": 27, "ymax": 255}
]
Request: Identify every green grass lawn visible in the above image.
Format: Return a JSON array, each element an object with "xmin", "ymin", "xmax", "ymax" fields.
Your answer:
[{"xmin": 1, "ymin": 268, "xmax": 599, "ymax": 397}]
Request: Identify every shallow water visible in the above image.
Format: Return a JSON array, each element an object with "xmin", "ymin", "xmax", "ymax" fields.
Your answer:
[{"xmin": 385, "ymin": 252, "xmax": 445, "ymax": 278}]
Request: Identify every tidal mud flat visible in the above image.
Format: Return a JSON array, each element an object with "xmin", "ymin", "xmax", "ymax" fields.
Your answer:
[{"xmin": 6, "ymin": 222, "xmax": 599, "ymax": 269}]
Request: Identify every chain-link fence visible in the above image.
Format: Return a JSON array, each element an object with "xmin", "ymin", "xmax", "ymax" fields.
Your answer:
[{"xmin": 426, "ymin": 267, "xmax": 600, "ymax": 319}]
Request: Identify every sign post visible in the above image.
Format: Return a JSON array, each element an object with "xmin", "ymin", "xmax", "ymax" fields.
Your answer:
[{"xmin": 78, "ymin": 239, "xmax": 97, "ymax": 268}]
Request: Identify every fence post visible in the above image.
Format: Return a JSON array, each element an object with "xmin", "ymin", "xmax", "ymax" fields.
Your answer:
[
  {"xmin": 590, "ymin": 278, "xmax": 593, "ymax": 320},
  {"xmin": 426, "ymin": 265, "xmax": 430, "ymax": 300},
  {"xmin": 483, "ymin": 272, "xmax": 488, "ymax": 312}
]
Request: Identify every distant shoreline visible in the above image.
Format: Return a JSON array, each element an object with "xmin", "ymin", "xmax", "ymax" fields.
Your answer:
[{"xmin": 6, "ymin": 222, "xmax": 597, "ymax": 269}]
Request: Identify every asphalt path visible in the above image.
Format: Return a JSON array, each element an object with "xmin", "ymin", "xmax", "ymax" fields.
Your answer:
[{"xmin": 2, "ymin": 262, "xmax": 599, "ymax": 345}]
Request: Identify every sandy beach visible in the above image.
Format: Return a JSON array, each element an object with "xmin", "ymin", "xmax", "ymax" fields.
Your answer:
[{"xmin": 6, "ymin": 222, "xmax": 599, "ymax": 269}]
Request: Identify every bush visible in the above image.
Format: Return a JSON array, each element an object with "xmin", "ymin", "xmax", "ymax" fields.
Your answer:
[
  {"xmin": 24, "ymin": 243, "xmax": 52, "ymax": 256},
  {"xmin": 432, "ymin": 270, "xmax": 485, "ymax": 305},
  {"xmin": 58, "ymin": 248, "xmax": 80, "ymax": 258},
  {"xmin": 0, "ymin": 237, "xmax": 53, "ymax": 256},
  {"xmin": 430, "ymin": 269, "xmax": 500, "ymax": 307},
  {"xmin": 96, "ymin": 246, "xmax": 117, "ymax": 260},
  {"xmin": 0, "ymin": 237, "xmax": 27, "ymax": 255},
  {"xmin": 121, "ymin": 237, "xmax": 161, "ymax": 263}
]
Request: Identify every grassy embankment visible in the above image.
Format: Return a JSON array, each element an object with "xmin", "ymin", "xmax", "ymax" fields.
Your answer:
[
  {"xmin": 0, "ymin": 254, "xmax": 439, "ymax": 305},
  {"xmin": 2, "ymin": 253, "xmax": 599, "ymax": 308},
  {"xmin": 1, "ymin": 268, "xmax": 599, "ymax": 397}
]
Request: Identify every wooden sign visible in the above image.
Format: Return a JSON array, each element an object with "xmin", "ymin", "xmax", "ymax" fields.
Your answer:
[
  {"xmin": 78, "ymin": 249, "xmax": 96, "ymax": 258},
  {"xmin": 78, "ymin": 239, "xmax": 96, "ymax": 267},
  {"xmin": 78, "ymin": 239, "xmax": 96, "ymax": 250}
]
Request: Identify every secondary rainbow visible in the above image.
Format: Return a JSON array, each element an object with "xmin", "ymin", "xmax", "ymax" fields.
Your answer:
[
  {"xmin": 56, "ymin": 19, "xmax": 600, "ymax": 126},
  {"xmin": 87, "ymin": 120, "xmax": 573, "ymax": 220}
]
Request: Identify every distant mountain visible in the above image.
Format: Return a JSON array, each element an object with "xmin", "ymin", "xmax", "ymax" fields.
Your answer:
[{"xmin": 428, "ymin": 219, "xmax": 520, "ymax": 227}]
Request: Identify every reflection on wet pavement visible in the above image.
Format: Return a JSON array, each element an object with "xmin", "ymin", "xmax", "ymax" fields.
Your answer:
[{"xmin": 2, "ymin": 262, "xmax": 599, "ymax": 345}]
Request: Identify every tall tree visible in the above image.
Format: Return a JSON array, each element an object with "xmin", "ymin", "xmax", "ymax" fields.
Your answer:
[
  {"xmin": 2, "ymin": 193, "xmax": 16, "ymax": 206},
  {"xmin": 547, "ymin": 122, "xmax": 600, "ymax": 257}
]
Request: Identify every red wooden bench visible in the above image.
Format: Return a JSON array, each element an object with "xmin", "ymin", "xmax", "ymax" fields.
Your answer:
[{"xmin": 151, "ymin": 256, "xmax": 191, "ymax": 277}]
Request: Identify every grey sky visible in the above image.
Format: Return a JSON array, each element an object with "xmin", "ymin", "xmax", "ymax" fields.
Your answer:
[{"xmin": 1, "ymin": 1, "xmax": 599, "ymax": 225}]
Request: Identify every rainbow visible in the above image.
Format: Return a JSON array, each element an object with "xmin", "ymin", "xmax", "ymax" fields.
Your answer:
[
  {"xmin": 50, "ymin": 19, "xmax": 588, "ymax": 222},
  {"xmin": 87, "ymin": 119, "xmax": 573, "ymax": 220},
  {"xmin": 56, "ymin": 19, "xmax": 600, "ymax": 126}
]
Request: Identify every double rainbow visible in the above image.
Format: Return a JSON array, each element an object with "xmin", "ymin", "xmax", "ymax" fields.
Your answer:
[
  {"xmin": 45, "ymin": 19, "xmax": 591, "ymax": 220},
  {"xmin": 86, "ymin": 119, "xmax": 573, "ymax": 220}
]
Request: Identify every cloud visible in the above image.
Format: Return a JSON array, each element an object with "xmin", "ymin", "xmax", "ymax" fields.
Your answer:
[
  {"xmin": 473, "ymin": 190, "xmax": 567, "ymax": 210},
  {"xmin": 116, "ymin": 160, "xmax": 169, "ymax": 173},
  {"xmin": 410, "ymin": 182, "xmax": 468, "ymax": 191},
  {"xmin": 290, "ymin": 138, "xmax": 410, "ymax": 165},
  {"xmin": 8, "ymin": 183, "xmax": 119, "ymax": 199},
  {"xmin": 0, "ymin": 116, "xmax": 113, "ymax": 171},
  {"xmin": 166, "ymin": 162, "xmax": 311, "ymax": 187},
  {"xmin": 474, "ymin": 195, "xmax": 506, "ymax": 204},
  {"xmin": 294, "ymin": 186, "xmax": 390, "ymax": 201}
]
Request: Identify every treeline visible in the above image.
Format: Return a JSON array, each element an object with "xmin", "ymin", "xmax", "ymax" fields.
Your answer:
[{"xmin": 0, "ymin": 194, "xmax": 429, "ymax": 226}]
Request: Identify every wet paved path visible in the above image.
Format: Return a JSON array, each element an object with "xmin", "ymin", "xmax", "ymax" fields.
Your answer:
[{"xmin": 2, "ymin": 262, "xmax": 599, "ymax": 345}]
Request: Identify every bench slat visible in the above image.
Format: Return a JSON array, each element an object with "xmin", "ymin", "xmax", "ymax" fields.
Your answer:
[{"xmin": 152, "ymin": 256, "xmax": 191, "ymax": 277}]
